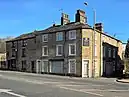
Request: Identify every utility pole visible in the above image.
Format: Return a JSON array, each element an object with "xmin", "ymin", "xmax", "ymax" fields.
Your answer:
[{"xmin": 84, "ymin": 2, "xmax": 96, "ymax": 77}]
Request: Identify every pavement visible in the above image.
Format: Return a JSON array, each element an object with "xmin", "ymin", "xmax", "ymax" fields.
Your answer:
[
  {"xmin": 0, "ymin": 70, "xmax": 129, "ymax": 97},
  {"xmin": 116, "ymin": 79, "xmax": 129, "ymax": 83}
]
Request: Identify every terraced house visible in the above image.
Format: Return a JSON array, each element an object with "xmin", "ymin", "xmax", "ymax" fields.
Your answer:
[{"xmin": 6, "ymin": 9, "xmax": 123, "ymax": 78}]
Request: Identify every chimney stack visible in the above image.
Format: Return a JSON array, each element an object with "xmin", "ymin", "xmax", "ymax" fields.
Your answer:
[
  {"xmin": 61, "ymin": 13, "xmax": 70, "ymax": 25},
  {"xmin": 75, "ymin": 9, "xmax": 87, "ymax": 24},
  {"xmin": 95, "ymin": 23, "xmax": 103, "ymax": 32}
]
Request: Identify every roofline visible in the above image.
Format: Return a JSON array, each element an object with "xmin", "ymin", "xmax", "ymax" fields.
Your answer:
[
  {"xmin": 89, "ymin": 28, "xmax": 122, "ymax": 43},
  {"xmin": 37, "ymin": 27, "xmax": 84, "ymax": 35},
  {"xmin": 38, "ymin": 26, "xmax": 122, "ymax": 43},
  {"xmin": 6, "ymin": 23, "xmax": 122, "ymax": 43},
  {"xmin": 6, "ymin": 36, "xmax": 36, "ymax": 43}
]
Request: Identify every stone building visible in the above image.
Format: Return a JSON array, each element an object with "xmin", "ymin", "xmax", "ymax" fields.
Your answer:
[
  {"xmin": 6, "ymin": 9, "xmax": 123, "ymax": 78},
  {"xmin": 0, "ymin": 53, "xmax": 6, "ymax": 69}
]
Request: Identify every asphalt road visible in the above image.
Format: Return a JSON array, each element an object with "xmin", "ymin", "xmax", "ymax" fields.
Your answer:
[{"xmin": 0, "ymin": 71, "xmax": 129, "ymax": 97}]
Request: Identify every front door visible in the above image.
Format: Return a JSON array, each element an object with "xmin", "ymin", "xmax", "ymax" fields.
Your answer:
[
  {"xmin": 31, "ymin": 61, "xmax": 35, "ymax": 73},
  {"xmin": 82, "ymin": 60, "xmax": 89, "ymax": 78},
  {"xmin": 36, "ymin": 60, "xmax": 42, "ymax": 74}
]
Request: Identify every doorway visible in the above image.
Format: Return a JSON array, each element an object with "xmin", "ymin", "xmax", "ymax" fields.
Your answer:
[
  {"xmin": 31, "ymin": 61, "xmax": 35, "ymax": 73},
  {"xmin": 82, "ymin": 60, "xmax": 89, "ymax": 78}
]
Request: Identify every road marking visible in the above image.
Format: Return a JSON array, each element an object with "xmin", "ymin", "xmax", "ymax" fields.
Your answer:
[
  {"xmin": 57, "ymin": 84, "xmax": 104, "ymax": 87},
  {"xmin": 0, "ymin": 89, "xmax": 26, "ymax": 97},
  {"xmin": 59, "ymin": 86, "xmax": 103, "ymax": 96},
  {"xmin": 81, "ymin": 89, "xmax": 129, "ymax": 92}
]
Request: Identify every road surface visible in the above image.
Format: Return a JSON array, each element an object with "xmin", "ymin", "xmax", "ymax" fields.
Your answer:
[{"xmin": 0, "ymin": 71, "xmax": 129, "ymax": 97}]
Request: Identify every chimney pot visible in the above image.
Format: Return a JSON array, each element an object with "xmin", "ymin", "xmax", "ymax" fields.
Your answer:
[
  {"xmin": 61, "ymin": 13, "xmax": 70, "ymax": 25},
  {"xmin": 75, "ymin": 9, "xmax": 87, "ymax": 24},
  {"xmin": 53, "ymin": 23, "xmax": 56, "ymax": 27},
  {"xmin": 95, "ymin": 23, "xmax": 103, "ymax": 32}
]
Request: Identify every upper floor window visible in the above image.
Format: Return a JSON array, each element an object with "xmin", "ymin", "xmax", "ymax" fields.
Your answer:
[
  {"xmin": 69, "ymin": 44, "xmax": 76, "ymax": 56},
  {"xmin": 113, "ymin": 48, "xmax": 116, "ymax": 58},
  {"xmin": 69, "ymin": 30, "xmax": 76, "ymax": 40},
  {"xmin": 56, "ymin": 45, "xmax": 63, "ymax": 56},
  {"xmin": 108, "ymin": 48, "xmax": 111, "ymax": 57},
  {"xmin": 22, "ymin": 48, "xmax": 26, "ymax": 57},
  {"xmin": 42, "ymin": 46, "xmax": 48, "ymax": 56},
  {"xmin": 83, "ymin": 38, "xmax": 90, "ymax": 46},
  {"xmin": 12, "ymin": 49, "xmax": 16, "ymax": 57},
  {"xmin": 12, "ymin": 42, "xmax": 16, "ymax": 48},
  {"xmin": 56, "ymin": 32, "xmax": 63, "ymax": 41},
  {"xmin": 42, "ymin": 34, "xmax": 48, "ymax": 42},
  {"xmin": 103, "ymin": 46, "xmax": 106, "ymax": 57},
  {"xmin": 22, "ymin": 40, "xmax": 27, "ymax": 47}
]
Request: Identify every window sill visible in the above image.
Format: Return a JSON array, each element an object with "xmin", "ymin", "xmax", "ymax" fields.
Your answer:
[
  {"xmin": 69, "ymin": 54, "xmax": 76, "ymax": 56},
  {"xmin": 42, "ymin": 41, "xmax": 48, "ymax": 43},
  {"xmin": 56, "ymin": 55, "xmax": 62, "ymax": 56},
  {"xmin": 56, "ymin": 40, "xmax": 63, "ymax": 41},
  {"xmin": 42, "ymin": 55, "xmax": 48, "ymax": 57},
  {"xmin": 69, "ymin": 38, "xmax": 76, "ymax": 40}
]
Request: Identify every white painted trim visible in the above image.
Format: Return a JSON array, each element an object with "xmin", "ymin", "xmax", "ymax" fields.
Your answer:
[
  {"xmin": 42, "ymin": 46, "xmax": 48, "ymax": 56},
  {"xmin": 42, "ymin": 59, "xmax": 48, "ymax": 72},
  {"xmin": 68, "ymin": 30, "xmax": 76, "ymax": 40},
  {"xmin": 56, "ymin": 44, "xmax": 63, "ymax": 56},
  {"xmin": 68, "ymin": 59, "xmax": 76, "ymax": 74},
  {"xmin": 42, "ymin": 34, "xmax": 48, "ymax": 42},
  {"xmin": 56, "ymin": 32, "xmax": 63, "ymax": 41},
  {"xmin": 49, "ymin": 61, "xmax": 52, "ymax": 73},
  {"xmin": 68, "ymin": 43, "xmax": 76, "ymax": 56},
  {"xmin": 82, "ymin": 59, "xmax": 89, "ymax": 78}
]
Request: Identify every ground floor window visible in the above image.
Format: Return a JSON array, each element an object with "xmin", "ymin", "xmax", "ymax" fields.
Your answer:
[
  {"xmin": 68, "ymin": 59, "xmax": 76, "ymax": 74},
  {"xmin": 49, "ymin": 61, "xmax": 64, "ymax": 73}
]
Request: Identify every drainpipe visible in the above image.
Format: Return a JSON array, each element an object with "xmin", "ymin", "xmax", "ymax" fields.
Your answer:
[
  {"xmin": 99, "ymin": 32, "xmax": 102, "ymax": 77},
  {"xmin": 63, "ymin": 31, "xmax": 66, "ymax": 76}
]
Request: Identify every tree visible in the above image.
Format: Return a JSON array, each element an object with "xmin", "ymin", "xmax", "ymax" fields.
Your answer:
[
  {"xmin": 0, "ymin": 36, "xmax": 13, "ymax": 53},
  {"xmin": 125, "ymin": 39, "xmax": 129, "ymax": 58}
]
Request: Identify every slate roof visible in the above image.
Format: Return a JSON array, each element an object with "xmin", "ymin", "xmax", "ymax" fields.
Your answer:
[
  {"xmin": 38, "ymin": 22, "xmax": 91, "ymax": 34},
  {"xmin": 6, "ymin": 31, "xmax": 38, "ymax": 42},
  {"xmin": 6, "ymin": 22, "xmax": 122, "ymax": 43}
]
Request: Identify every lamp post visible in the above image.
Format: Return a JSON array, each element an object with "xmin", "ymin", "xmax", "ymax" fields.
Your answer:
[{"xmin": 84, "ymin": 2, "xmax": 96, "ymax": 77}]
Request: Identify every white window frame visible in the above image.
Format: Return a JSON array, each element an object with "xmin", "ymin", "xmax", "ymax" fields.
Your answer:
[
  {"xmin": 69, "ymin": 44, "xmax": 76, "ymax": 56},
  {"xmin": 56, "ymin": 45, "xmax": 63, "ymax": 56},
  {"xmin": 108, "ymin": 48, "xmax": 111, "ymax": 57},
  {"xmin": 42, "ymin": 34, "xmax": 48, "ymax": 42},
  {"xmin": 42, "ymin": 46, "xmax": 48, "ymax": 56},
  {"xmin": 113, "ymin": 48, "xmax": 116, "ymax": 58},
  {"xmin": 56, "ymin": 32, "xmax": 63, "ymax": 41},
  {"xmin": 68, "ymin": 59, "xmax": 76, "ymax": 73},
  {"xmin": 69, "ymin": 30, "xmax": 76, "ymax": 40}
]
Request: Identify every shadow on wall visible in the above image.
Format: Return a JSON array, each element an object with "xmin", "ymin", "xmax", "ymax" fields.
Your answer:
[
  {"xmin": 102, "ymin": 54, "xmax": 124, "ymax": 78},
  {"xmin": 115, "ymin": 55, "xmax": 124, "ymax": 79}
]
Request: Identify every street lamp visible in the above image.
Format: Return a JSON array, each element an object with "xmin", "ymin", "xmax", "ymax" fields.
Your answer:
[{"xmin": 84, "ymin": 2, "xmax": 96, "ymax": 77}]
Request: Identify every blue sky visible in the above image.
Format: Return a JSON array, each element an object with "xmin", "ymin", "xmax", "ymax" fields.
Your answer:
[{"xmin": 0, "ymin": 0, "xmax": 129, "ymax": 42}]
